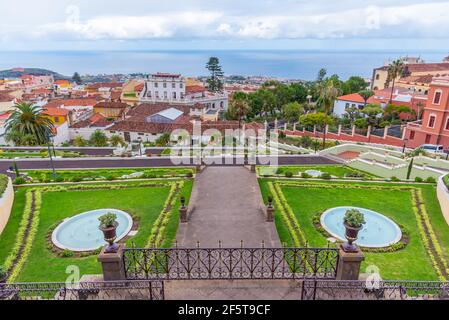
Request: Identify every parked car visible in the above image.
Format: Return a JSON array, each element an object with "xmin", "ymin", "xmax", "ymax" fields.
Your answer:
[{"xmin": 419, "ymin": 144, "xmax": 445, "ymax": 154}]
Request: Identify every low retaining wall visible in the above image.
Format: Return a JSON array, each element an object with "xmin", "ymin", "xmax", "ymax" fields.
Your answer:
[
  {"xmin": 437, "ymin": 176, "xmax": 449, "ymax": 227},
  {"xmin": 284, "ymin": 129, "xmax": 404, "ymax": 147},
  {"xmin": 0, "ymin": 177, "xmax": 14, "ymax": 235}
]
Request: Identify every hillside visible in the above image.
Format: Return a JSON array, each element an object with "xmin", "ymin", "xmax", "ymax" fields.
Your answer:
[{"xmin": 0, "ymin": 68, "xmax": 69, "ymax": 80}]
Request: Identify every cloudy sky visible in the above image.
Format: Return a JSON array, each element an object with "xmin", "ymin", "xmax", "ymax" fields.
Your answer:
[{"xmin": 1, "ymin": 0, "xmax": 449, "ymax": 51}]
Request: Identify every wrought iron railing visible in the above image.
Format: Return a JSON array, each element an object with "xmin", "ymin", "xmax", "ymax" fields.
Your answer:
[
  {"xmin": 301, "ymin": 280, "xmax": 449, "ymax": 300},
  {"xmin": 123, "ymin": 247, "xmax": 339, "ymax": 280},
  {"xmin": 0, "ymin": 280, "xmax": 164, "ymax": 300}
]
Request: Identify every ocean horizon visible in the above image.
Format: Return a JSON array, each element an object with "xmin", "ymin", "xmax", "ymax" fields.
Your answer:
[{"xmin": 1, "ymin": 49, "xmax": 448, "ymax": 81}]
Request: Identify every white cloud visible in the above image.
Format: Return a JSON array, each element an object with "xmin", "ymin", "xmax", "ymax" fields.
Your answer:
[
  {"xmin": 28, "ymin": 2, "xmax": 449, "ymax": 41},
  {"xmin": 2, "ymin": 0, "xmax": 449, "ymax": 50}
]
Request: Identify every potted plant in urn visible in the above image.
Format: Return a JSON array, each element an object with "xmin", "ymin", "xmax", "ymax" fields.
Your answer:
[
  {"xmin": 342, "ymin": 209, "xmax": 366, "ymax": 252},
  {"xmin": 98, "ymin": 212, "xmax": 119, "ymax": 253}
]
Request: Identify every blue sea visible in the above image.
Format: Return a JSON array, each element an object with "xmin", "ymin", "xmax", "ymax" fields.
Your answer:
[{"xmin": 0, "ymin": 50, "xmax": 448, "ymax": 80}]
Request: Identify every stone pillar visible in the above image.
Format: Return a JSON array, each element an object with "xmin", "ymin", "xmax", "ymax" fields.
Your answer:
[
  {"xmin": 250, "ymin": 164, "xmax": 256, "ymax": 172},
  {"xmin": 366, "ymin": 126, "xmax": 371, "ymax": 139},
  {"xmin": 337, "ymin": 124, "xmax": 342, "ymax": 136},
  {"xmin": 293, "ymin": 123, "xmax": 297, "ymax": 132},
  {"xmin": 383, "ymin": 126, "xmax": 389, "ymax": 139},
  {"xmin": 266, "ymin": 204, "xmax": 274, "ymax": 222},
  {"xmin": 98, "ymin": 244, "xmax": 126, "ymax": 281},
  {"xmin": 180, "ymin": 205, "xmax": 188, "ymax": 223},
  {"xmin": 284, "ymin": 123, "xmax": 288, "ymax": 131},
  {"xmin": 335, "ymin": 246, "xmax": 365, "ymax": 280},
  {"xmin": 351, "ymin": 125, "xmax": 356, "ymax": 136}
]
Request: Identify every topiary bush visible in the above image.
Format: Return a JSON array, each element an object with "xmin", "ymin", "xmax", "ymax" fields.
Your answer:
[
  {"xmin": 390, "ymin": 176, "xmax": 400, "ymax": 182},
  {"xmin": 425, "ymin": 177, "xmax": 436, "ymax": 183},
  {"xmin": 321, "ymin": 173, "xmax": 332, "ymax": 180},
  {"xmin": 285, "ymin": 171, "xmax": 293, "ymax": 178},
  {"xmin": 14, "ymin": 177, "xmax": 26, "ymax": 185},
  {"xmin": 414, "ymin": 177, "xmax": 423, "ymax": 183},
  {"xmin": 301, "ymin": 172, "xmax": 311, "ymax": 179},
  {"xmin": 71, "ymin": 176, "xmax": 82, "ymax": 182}
]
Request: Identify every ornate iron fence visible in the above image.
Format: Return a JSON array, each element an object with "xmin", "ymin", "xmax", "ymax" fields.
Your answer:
[
  {"xmin": 301, "ymin": 280, "xmax": 449, "ymax": 300},
  {"xmin": 123, "ymin": 247, "xmax": 339, "ymax": 280},
  {"xmin": 0, "ymin": 280, "xmax": 164, "ymax": 300}
]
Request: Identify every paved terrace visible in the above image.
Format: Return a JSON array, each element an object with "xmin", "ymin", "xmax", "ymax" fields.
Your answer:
[
  {"xmin": 0, "ymin": 155, "xmax": 337, "ymax": 176},
  {"xmin": 176, "ymin": 166, "xmax": 281, "ymax": 247}
]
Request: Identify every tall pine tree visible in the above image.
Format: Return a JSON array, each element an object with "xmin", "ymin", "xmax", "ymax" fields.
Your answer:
[
  {"xmin": 72, "ymin": 72, "xmax": 82, "ymax": 85},
  {"xmin": 206, "ymin": 57, "xmax": 224, "ymax": 93}
]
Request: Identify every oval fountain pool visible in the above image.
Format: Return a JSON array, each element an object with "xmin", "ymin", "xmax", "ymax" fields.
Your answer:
[
  {"xmin": 320, "ymin": 206, "xmax": 402, "ymax": 248},
  {"xmin": 52, "ymin": 209, "xmax": 133, "ymax": 251}
]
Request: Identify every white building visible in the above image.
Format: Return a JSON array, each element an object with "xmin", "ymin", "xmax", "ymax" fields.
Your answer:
[
  {"xmin": 333, "ymin": 93, "xmax": 366, "ymax": 117},
  {"xmin": 139, "ymin": 73, "xmax": 228, "ymax": 113}
]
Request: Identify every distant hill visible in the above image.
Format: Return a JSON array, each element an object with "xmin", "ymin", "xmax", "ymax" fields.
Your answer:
[{"xmin": 0, "ymin": 68, "xmax": 69, "ymax": 80}]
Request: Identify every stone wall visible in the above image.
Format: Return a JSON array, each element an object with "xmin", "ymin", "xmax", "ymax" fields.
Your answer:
[{"xmin": 0, "ymin": 178, "xmax": 15, "ymax": 235}]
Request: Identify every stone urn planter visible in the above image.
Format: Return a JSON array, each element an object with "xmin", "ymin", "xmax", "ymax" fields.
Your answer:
[
  {"xmin": 342, "ymin": 209, "xmax": 366, "ymax": 252},
  {"xmin": 342, "ymin": 223, "xmax": 363, "ymax": 252},
  {"xmin": 98, "ymin": 213, "xmax": 119, "ymax": 253}
]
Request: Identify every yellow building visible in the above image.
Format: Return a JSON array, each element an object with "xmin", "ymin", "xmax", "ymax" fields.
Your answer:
[{"xmin": 93, "ymin": 102, "xmax": 129, "ymax": 119}]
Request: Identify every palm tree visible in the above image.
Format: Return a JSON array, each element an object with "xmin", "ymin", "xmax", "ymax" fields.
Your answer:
[
  {"xmin": 230, "ymin": 92, "xmax": 250, "ymax": 131},
  {"xmin": 316, "ymin": 80, "xmax": 341, "ymax": 147},
  {"xmin": 5, "ymin": 102, "xmax": 54, "ymax": 146},
  {"xmin": 387, "ymin": 59, "xmax": 405, "ymax": 103},
  {"xmin": 109, "ymin": 134, "xmax": 125, "ymax": 147},
  {"xmin": 359, "ymin": 90, "xmax": 375, "ymax": 107}
]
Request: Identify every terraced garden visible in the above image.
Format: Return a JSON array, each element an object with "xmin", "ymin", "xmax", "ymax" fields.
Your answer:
[
  {"xmin": 0, "ymin": 179, "xmax": 193, "ymax": 282},
  {"xmin": 259, "ymin": 178, "xmax": 449, "ymax": 281}
]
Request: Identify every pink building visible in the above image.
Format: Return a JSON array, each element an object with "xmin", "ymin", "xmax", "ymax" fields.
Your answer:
[{"xmin": 405, "ymin": 77, "xmax": 449, "ymax": 148}]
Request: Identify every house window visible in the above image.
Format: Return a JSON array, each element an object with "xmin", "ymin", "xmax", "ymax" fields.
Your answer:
[
  {"xmin": 425, "ymin": 134, "xmax": 431, "ymax": 144},
  {"xmin": 428, "ymin": 115, "xmax": 436, "ymax": 128},
  {"xmin": 376, "ymin": 74, "xmax": 380, "ymax": 80},
  {"xmin": 180, "ymin": 83, "xmax": 183, "ymax": 89},
  {"xmin": 433, "ymin": 90, "xmax": 442, "ymax": 105},
  {"xmin": 172, "ymin": 82, "xmax": 176, "ymax": 88},
  {"xmin": 54, "ymin": 117, "xmax": 60, "ymax": 123},
  {"xmin": 409, "ymin": 131, "xmax": 415, "ymax": 140},
  {"xmin": 445, "ymin": 117, "xmax": 449, "ymax": 130},
  {"xmin": 173, "ymin": 92, "xmax": 176, "ymax": 99},
  {"xmin": 154, "ymin": 82, "xmax": 158, "ymax": 88},
  {"xmin": 164, "ymin": 91, "xmax": 168, "ymax": 99},
  {"xmin": 155, "ymin": 91, "xmax": 159, "ymax": 98},
  {"xmin": 345, "ymin": 103, "xmax": 350, "ymax": 108},
  {"xmin": 163, "ymin": 82, "xmax": 167, "ymax": 88}
]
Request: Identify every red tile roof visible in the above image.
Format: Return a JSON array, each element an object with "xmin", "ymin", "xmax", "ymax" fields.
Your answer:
[
  {"xmin": 70, "ymin": 113, "xmax": 114, "ymax": 128},
  {"xmin": 42, "ymin": 107, "xmax": 70, "ymax": 116},
  {"xmin": 43, "ymin": 99, "xmax": 98, "ymax": 108},
  {"xmin": 94, "ymin": 102, "xmax": 128, "ymax": 109},
  {"xmin": 0, "ymin": 93, "xmax": 15, "ymax": 102},
  {"xmin": 336, "ymin": 93, "xmax": 365, "ymax": 104},
  {"xmin": 86, "ymin": 82, "xmax": 123, "ymax": 90},
  {"xmin": 186, "ymin": 85, "xmax": 206, "ymax": 94}
]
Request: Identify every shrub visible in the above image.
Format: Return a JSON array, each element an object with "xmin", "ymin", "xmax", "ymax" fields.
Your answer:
[
  {"xmin": 344, "ymin": 209, "xmax": 366, "ymax": 228},
  {"xmin": 301, "ymin": 172, "xmax": 311, "ymax": 179},
  {"xmin": 55, "ymin": 176, "xmax": 64, "ymax": 182},
  {"xmin": 106, "ymin": 175, "xmax": 116, "ymax": 181},
  {"xmin": 390, "ymin": 176, "xmax": 400, "ymax": 182},
  {"xmin": 98, "ymin": 212, "xmax": 117, "ymax": 228},
  {"xmin": 71, "ymin": 176, "xmax": 82, "ymax": 182},
  {"xmin": 425, "ymin": 177, "xmax": 436, "ymax": 183},
  {"xmin": 14, "ymin": 177, "xmax": 26, "ymax": 185},
  {"xmin": 285, "ymin": 171, "xmax": 293, "ymax": 178},
  {"xmin": 60, "ymin": 249, "xmax": 74, "ymax": 258},
  {"xmin": 414, "ymin": 177, "xmax": 423, "ymax": 183},
  {"xmin": 321, "ymin": 173, "xmax": 332, "ymax": 180},
  {"xmin": 185, "ymin": 172, "xmax": 193, "ymax": 178},
  {"xmin": 345, "ymin": 172, "xmax": 365, "ymax": 179}
]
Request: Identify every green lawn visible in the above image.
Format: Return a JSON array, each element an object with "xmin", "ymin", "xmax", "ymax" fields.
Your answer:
[
  {"xmin": 258, "ymin": 165, "xmax": 376, "ymax": 178},
  {"xmin": 0, "ymin": 180, "xmax": 192, "ymax": 282},
  {"xmin": 21, "ymin": 167, "xmax": 194, "ymax": 183},
  {"xmin": 258, "ymin": 179, "xmax": 449, "ymax": 281}
]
